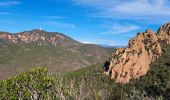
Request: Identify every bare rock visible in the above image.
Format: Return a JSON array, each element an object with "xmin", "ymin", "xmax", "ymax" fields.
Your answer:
[
  {"xmin": 158, "ymin": 23, "xmax": 170, "ymax": 44},
  {"xmin": 104, "ymin": 23, "xmax": 170, "ymax": 83},
  {"xmin": 0, "ymin": 29, "xmax": 67, "ymax": 46}
]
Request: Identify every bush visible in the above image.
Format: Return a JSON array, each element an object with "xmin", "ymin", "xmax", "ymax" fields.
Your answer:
[{"xmin": 0, "ymin": 67, "xmax": 55, "ymax": 99}]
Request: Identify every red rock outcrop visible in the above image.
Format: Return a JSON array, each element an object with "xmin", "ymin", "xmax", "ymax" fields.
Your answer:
[
  {"xmin": 158, "ymin": 23, "xmax": 170, "ymax": 44},
  {"xmin": 0, "ymin": 30, "xmax": 66, "ymax": 45},
  {"xmin": 104, "ymin": 23, "xmax": 170, "ymax": 83}
]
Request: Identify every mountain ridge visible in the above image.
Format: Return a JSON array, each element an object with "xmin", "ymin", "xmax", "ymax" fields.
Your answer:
[
  {"xmin": 0, "ymin": 29, "xmax": 83, "ymax": 47},
  {"xmin": 0, "ymin": 29, "xmax": 113, "ymax": 80}
]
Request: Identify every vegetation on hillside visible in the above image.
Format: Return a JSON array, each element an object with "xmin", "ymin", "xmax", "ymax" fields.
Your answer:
[
  {"xmin": 0, "ymin": 65, "xmax": 114, "ymax": 99},
  {"xmin": 0, "ymin": 39, "xmax": 113, "ymax": 80},
  {"xmin": 0, "ymin": 44, "xmax": 169, "ymax": 100}
]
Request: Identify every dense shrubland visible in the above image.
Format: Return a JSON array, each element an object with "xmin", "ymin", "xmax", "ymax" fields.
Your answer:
[
  {"xmin": 0, "ymin": 44, "xmax": 170, "ymax": 99},
  {"xmin": 0, "ymin": 65, "xmax": 114, "ymax": 100}
]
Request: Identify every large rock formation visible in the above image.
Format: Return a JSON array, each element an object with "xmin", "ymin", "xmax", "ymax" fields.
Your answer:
[{"xmin": 104, "ymin": 23, "xmax": 170, "ymax": 83}]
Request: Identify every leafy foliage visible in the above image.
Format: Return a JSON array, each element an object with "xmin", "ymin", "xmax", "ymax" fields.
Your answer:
[
  {"xmin": 0, "ymin": 67, "xmax": 55, "ymax": 99},
  {"xmin": 0, "ymin": 65, "xmax": 116, "ymax": 100}
]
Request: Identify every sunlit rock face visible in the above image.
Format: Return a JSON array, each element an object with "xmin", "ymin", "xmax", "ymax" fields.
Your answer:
[
  {"xmin": 0, "ymin": 29, "xmax": 82, "ymax": 46},
  {"xmin": 0, "ymin": 30, "xmax": 64, "ymax": 44},
  {"xmin": 158, "ymin": 23, "xmax": 170, "ymax": 44},
  {"xmin": 105, "ymin": 23, "xmax": 170, "ymax": 83}
]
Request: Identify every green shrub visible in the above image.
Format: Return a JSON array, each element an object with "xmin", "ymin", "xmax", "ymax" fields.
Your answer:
[{"xmin": 0, "ymin": 67, "xmax": 55, "ymax": 100}]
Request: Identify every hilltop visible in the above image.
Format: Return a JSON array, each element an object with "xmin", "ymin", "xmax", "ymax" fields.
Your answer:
[{"xmin": 0, "ymin": 29, "xmax": 113, "ymax": 79}]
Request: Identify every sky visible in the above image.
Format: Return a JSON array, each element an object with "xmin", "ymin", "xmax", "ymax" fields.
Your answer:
[{"xmin": 0, "ymin": 0, "xmax": 170, "ymax": 46}]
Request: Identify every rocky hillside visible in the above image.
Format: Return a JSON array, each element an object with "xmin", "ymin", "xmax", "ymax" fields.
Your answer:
[
  {"xmin": 0, "ymin": 29, "xmax": 81, "ymax": 47},
  {"xmin": 104, "ymin": 23, "xmax": 170, "ymax": 83},
  {"xmin": 0, "ymin": 29, "xmax": 113, "ymax": 79}
]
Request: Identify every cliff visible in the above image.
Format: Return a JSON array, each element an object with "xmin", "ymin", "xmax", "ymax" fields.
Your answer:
[{"xmin": 104, "ymin": 23, "xmax": 170, "ymax": 83}]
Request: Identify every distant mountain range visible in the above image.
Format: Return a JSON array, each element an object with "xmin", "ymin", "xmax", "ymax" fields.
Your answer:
[
  {"xmin": 0, "ymin": 29, "xmax": 113, "ymax": 79},
  {"xmin": 97, "ymin": 44, "xmax": 124, "ymax": 48}
]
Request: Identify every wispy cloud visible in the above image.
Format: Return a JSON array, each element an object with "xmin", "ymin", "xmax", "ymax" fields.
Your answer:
[
  {"xmin": 42, "ymin": 16, "xmax": 67, "ymax": 19},
  {"xmin": 101, "ymin": 23, "xmax": 140, "ymax": 35},
  {"xmin": 113, "ymin": 0, "xmax": 170, "ymax": 17},
  {"xmin": 39, "ymin": 21, "xmax": 76, "ymax": 28},
  {"xmin": 0, "ymin": 12, "xmax": 11, "ymax": 15},
  {"xmin": 0, "ymin": 1, "xmax": 21, "ymax": 7},
  {"xmin": 72, "ymin": 0, "xmax": 170, "ymax": 19}
]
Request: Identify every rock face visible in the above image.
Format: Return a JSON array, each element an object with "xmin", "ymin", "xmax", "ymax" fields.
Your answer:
[
  {"xmin": 104, "ymin": 23, "xmax": 170, "ymax": 83},
  {"xmin": 0, "ymin": 29, "xmax": 82, "ymax": 47},
  {"xmin": 158, "ymin": 23, "xmax": 170, "ymax": 44}
]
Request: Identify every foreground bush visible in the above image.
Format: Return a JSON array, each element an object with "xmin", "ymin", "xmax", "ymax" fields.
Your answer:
[
  {"xmin": 0, "ymin": 65, "xmax": 116, "ymax": 100},
  {"xmin": 0, "ymin": 67, "xmax": 55, "ymax": 99}
]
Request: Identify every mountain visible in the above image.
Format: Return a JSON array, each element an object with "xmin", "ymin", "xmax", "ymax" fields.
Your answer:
[
  {"xmin": 104, "ymin": 23, "xmax": 170, "ymax": 83},
  {"xmin": 0, "ymin": 24, "xmax": 170, "ymax": 99},
  {"xmin": 0, "ymin": 29, "xmax": 81, "ymax": 46},
  {"xmin": 0, "ymin": 29, "xmax": 113, "ymax": 80}
]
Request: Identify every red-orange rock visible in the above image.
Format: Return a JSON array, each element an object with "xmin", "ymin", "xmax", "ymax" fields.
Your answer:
[
  {"xmin": 0, "ymin": 30, "xmax": 65, "ymax": 45},
  {"xmin": 105, "ymin": 23, "xmax": 170, "ymax": 83}
]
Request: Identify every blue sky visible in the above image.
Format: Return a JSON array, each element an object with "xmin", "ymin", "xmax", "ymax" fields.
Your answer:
[{"xmin": 0, "ymin": 0, "xmax": 170, "ymax": 46}]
